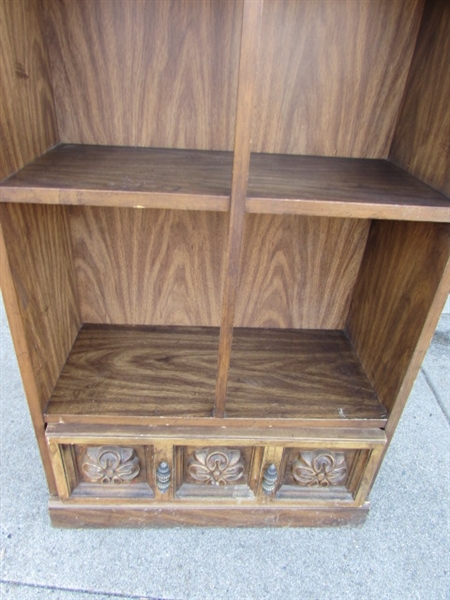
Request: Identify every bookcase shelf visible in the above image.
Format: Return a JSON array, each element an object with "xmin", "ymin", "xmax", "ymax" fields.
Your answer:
[
  {"xmin": 1, "ymin": 0, "xmax": 449, "ymax": 527},
  {"xmin": 0, "ymin": 144, "xmax": 232, "ymax": 211},
  {"xmin": 44, "ymin": 325, "xmax": 386, "ymax": 428},
  {"xmin": 2, "ymin": 144, "xmax": 449, "ymax": 222},
  {"xmin": 247, "ymin": 153, "xmax": 450, "ymax": 221}
]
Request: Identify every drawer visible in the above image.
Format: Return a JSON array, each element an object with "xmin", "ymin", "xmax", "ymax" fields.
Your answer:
[
  {"xmin": 174, "ymin": 445, "xmax": 261, "ymax": 499},
  {"xmin": 47, "ymin": 440, "xmax": 155, "ymax": 500},
  {"xmin": 274, "ymin": 447, "xmax": 374, "ymax": 504},
  {"xmin": 46, "ymin": 424, "xmax": 386, "ymax": 507}
]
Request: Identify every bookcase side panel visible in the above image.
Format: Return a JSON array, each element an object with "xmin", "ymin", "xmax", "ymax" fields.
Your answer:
[
  {"xmin": 0, "ymin": 203, "xmax": 81, "ymax": 494},
  {"xmin": 346, "ymin": 220, "xmax": 450, "ymax": 424},
  {"xmin": 390, "ymin": 0, "xmax": 450, "ymax": 197},
  {"xmin": 0, "ymin": 204, "xmax": 81, "ymax": 408}
]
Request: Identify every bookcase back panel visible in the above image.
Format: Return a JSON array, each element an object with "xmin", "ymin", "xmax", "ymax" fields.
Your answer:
[
  {"xmin": 235, "ymin": 215, "xmax": 370, "ymax": 329},
  {"xmin": 0, "ymin": 0, "xmax": 58, "ymax": 180},
  {"xmin": 252, "ymin": 0, "xmax": 423, "ymax": 158},
  {"xmin": 44, "ymin": 0, "xmax": 242, "ymax": 150},
  {"xmin": 0, "ymin": 203, "xmax": 81, "ymax": 408},
  {"xmin": 390, "ymin": 0, "xmax": 450, "ymax": 197},
  {"xmin": 69, "ymin": 207, "xmax": 227, "ymax": 327}
]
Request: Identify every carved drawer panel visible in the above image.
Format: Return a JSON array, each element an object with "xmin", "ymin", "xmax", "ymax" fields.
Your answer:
[
  {"xmin": 175, "ymin": 446, "xmax": 261, "ymax": 499},
  {"xmin": 46, "ymin": 424, "xmax": 386, "ymax": 508},
  {"xmin": 275, "ymin": 447, "xmax": 373, "ymax": 503},
  {"xmin": 50, "ymin": 443, "xmax": 155, "ymax": 499}
]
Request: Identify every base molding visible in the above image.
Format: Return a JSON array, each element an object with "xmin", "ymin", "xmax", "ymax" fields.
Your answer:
[{"xmin": 48, "ymin": 500, "xmax": 370, "ymax": 528}]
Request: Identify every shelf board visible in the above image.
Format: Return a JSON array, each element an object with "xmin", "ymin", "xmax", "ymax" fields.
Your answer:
[
  {"xmin": 0, "ymin": 144, "xmax": 232, "ymax": 211},
  {"xmin": 45, "ymin": 325, "xmax": 219, "ymax": 422},
  {"xmin": 226, "ymin": 328, "xmax": 387, "ymax": 423},
  {"xmin": 3, "ymin": 145, "xmax": 448, "ymax": 221},
  {"xmin": 44, "ymin": 325, "xmax": 387, "ymax": 428},
  {"xmin": 247, "ymin": 154, "xmax": 450, "ymax": 222}
]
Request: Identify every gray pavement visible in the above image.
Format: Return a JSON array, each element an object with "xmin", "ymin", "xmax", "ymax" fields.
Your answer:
[{"xmin": 1, "ymin": 295, "xmax": 449, "ymax": 600}]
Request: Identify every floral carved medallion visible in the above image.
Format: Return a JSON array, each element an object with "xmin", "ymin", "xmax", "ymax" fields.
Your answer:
[
  {"xmin": 292, "ymin": 450, "xmax": 347, "ymax": 487},
  {"xmin": 188, "ymin": 448, "xmax": 245, "ymax": 486},
  {"xmin": 82, "ymin": 446, "xmax": 140, "ymax": 484}
]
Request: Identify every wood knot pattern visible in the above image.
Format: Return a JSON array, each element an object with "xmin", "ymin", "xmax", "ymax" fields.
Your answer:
[
  {"xmin": 82, "ymin": 446, "xmax": 140, "ymax": 484},
  {"xmin": 188, "ymin": 448, "xmax": 244, "ymax": 486},
  {"xmin": 292, "ymin": 451, "xmax": 347, "ymax": 487}
]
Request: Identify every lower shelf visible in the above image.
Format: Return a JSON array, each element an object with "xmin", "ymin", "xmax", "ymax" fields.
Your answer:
[{"xmin": 44, "ymin": 325, "xmax": 387, "ymax": 427}]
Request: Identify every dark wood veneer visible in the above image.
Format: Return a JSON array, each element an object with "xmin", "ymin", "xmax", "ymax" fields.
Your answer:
[
  {"xmin": 0, "ymin": 145, "xmax": 232, "ymax": 211},
  {"xmin": 247, "ymin": 154, "xmax": 450, "ymax": 221},
  {"xmin": 44, "ymin": 325, "xmax": 386, "ymax": 427},
  {"xmin": 0, "ymin": 0, "xmax": 448, "ymax": 527}
]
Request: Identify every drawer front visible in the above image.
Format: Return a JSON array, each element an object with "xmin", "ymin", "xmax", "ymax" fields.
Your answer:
[
  {"xmin": 175, "ymin": 445, "xmax": 262, "ymax": 499},
  {"xmin": 48, "ymin": 441, "xmax": 155, "ymax": 500},
  {"xmin": 46, "ymin": 425, "xmax": 385, "ymax": 507},
  {"xmin": 275, "ymin": 447, "xmax": 373, "ymax": 503}
]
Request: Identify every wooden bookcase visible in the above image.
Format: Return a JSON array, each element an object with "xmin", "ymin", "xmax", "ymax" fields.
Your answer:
[{"xmin": 0, "ymin": 0, "xmax": 449, "ymax": 527}]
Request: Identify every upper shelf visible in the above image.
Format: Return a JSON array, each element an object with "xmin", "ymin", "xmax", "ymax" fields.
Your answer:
[
  {"xmin": 1, "ymin": 144, "xmax": 449, "ymax": 221},
  {"xmin": 247, "ymin": 154, "xmax": 450, "ymax": 222},
  {"xmin": 0, "ymin": 144, "xmax": 232, "ymax": 212}
]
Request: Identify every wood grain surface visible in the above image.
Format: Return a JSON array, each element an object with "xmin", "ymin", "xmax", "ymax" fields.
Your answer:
[
  {"xmin": 236, "ymin": 215, "xmax": 370, "ymax": 329},
  {"xmin": 44, "ymin": 325, "xmax": 387, "ymax": 426},
  {"xmin": 0, "ymin": 203, "xmax": 81, "ymax": 408},
  {"xmin": 46, "ymin": 423, "xmax": 387, "ymax": 448},
  {"xmin": 215, "ymin": 0, "xmax": 263, "ymax": 416},
  {"xmin": 347, "ymin": 221, "xmax": 450, "ymax": 415},
  {"xmin": 247, "ymin": 154, "xmax": 450, "ymax": 221},
  {"xmin": 0, "ymin": 144, "xmax": 232, "ymax": 211},
  {"xmin": 44, "ymin": 0, "xmax": 241, "ymax": 150},
  {"xmin": 252, "ymin": 0, "xmax": 423, "ymax": 157},
  {"xmin": 48, "ymin": 500, "xmax": 370, "ymax": 528},
  {"xmin": 0, "ymin": 214, "xmax": 58, "ymax": 494},
  {"xmin": 69, "ymin": 207, "xmax": 226, "ymax": 326},
  {"xmin": 225, "ymin": 328, "xmax": 386, "ymax": 422},
  {"xmin": 0, "ymin": 0, "xmax": 58, "ymax": 181},
  {"xmin": 45, "ymin": 325, "xmax": 219, "ymax": 420},
  {"xmin": 390, "ymin": 0, "xmax": 450, "ymax": 197}
]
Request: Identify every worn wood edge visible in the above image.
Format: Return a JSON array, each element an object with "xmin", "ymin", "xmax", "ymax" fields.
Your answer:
[
  {"xmin": 0, "ymin": 187, "xmax": 230, "ymax": 212},
  {"xmin": 43, "ymin": 414, "xmax": 388, "ymax": 430},
  {"xmin": 48, "ymin": 499, "xmax": 370, "ymax": 528},
  {"xmin": 45, "ymin": 423, "xmax": 386, "ymax": 448},
  {"xmin": 0, "ymin": 219, "xmax": 57, "ymax": 494},
  {"xmin": 245, "ymin": 197, "xmax": 450, "ymax": 222}
]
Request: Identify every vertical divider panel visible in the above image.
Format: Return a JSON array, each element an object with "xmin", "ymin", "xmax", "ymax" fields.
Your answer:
[{"xmin": 215, "ymin": 0, "xmax": 264, "ymax": 417}]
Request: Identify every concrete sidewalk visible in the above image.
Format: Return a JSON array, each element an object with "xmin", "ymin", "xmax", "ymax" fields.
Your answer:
[{"xmin": 1, "ymin": 296, "xmax": 449, "ymax": 600}]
